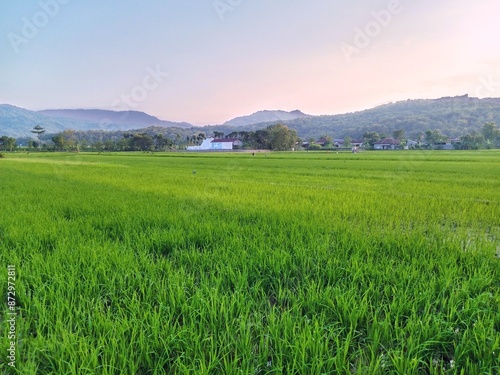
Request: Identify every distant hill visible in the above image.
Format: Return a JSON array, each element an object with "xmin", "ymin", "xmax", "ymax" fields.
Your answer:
[
  {"xmin": 222, "ymin": 109, "xmax": 309, "ymax": 127},
  {"xmin": 0, "ymin": 106, "xmax": 192, "ymax": 138},
  {"xmin": 0, "ymin": 105, "xmax": 67, "ymax": 138},
  {"xmin": 214, "ymin": 95, "xmax": 500, "ymax": 139},
  {"xmin": 39, "ymin": 109, "xmax": 192, "ymax": 129}
]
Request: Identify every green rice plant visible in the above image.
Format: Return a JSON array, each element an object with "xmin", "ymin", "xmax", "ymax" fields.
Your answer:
[{"xmin": 0, "ymin": 150, "xmax": 499, "ymax": 374}]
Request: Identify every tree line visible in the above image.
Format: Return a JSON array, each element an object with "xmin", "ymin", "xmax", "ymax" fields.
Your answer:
[
  {"xmin": 357, "ymin": 123, "xmax": 499, "ymax": 150},
  {"xmin": 1, "ymin": 124, "xmax": 299, "ymax": 152},
  {"xmin": 2, "ymin": 122, "xmax": 498, "ymax": 153}
]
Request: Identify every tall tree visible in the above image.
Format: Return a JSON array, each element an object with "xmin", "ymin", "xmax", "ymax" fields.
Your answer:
[
  {"xmin": 482, "ymin": 122, "xmax": 497, "ymax": 141},
  {"xmin": 52, "ymin": 134, "xmax": 65, "ymax": 151},
  {"xmin": 7, "ymin": 137, "xmax": 16, "ymax": 151},
  {"xmin": 363, "ymin": 131, "xmax": 381, "ymax": 149},
  {"xmin": 266, "ymin": 123, "xmax": 298, "ymax": 151},
  {"xmin": 0, "ymin": 136, "xmax": 9, "ymax": 151},
  {"xmin": 0, "ymin": 136, "xmax": 15, "ymax": 151},
  {"xmin": 482, "ymin": 122, "xmax": 500, "ymax": 147},
  {"xmin": 154, "ymin": 133, "xmax": 163, "ymax": 151},
  {"xmin": 392, "ymin": 129, "xmax": 405, "ymax": 140},
  {"xmin": 460, "ymin": 133, "xmax": 484, "ymax": 150},
  {"xmin": 61, "ymin": 130, "xmax": 77, "ymax": 150},
  {"xmin": 31, "ymin": 125, "xmax": 46, "ymax": 151}
]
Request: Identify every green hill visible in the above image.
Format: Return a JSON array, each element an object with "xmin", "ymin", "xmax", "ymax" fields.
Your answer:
[{"xmin": 213, "ymin": 95, "xmax": 500, "ymax": 139}]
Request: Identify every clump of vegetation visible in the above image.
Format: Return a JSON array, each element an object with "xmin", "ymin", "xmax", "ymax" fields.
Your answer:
[{"xmin": 0, "ymin": 151, "xmax": 498, "ymax": 374}]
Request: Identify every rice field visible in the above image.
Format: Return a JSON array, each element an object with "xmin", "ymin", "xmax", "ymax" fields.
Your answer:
[{"xmin": 1, "ymin": 150, "xmax": 499, "ymax": 374}]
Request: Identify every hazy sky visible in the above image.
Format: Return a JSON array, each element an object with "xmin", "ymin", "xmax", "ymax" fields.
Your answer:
[{"xmin": 1, "ymin": 0, "xmax": 499, "ymax": 125}]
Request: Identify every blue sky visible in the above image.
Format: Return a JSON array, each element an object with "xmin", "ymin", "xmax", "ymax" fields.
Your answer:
[{"xmin": 1, "ymin": 0, "xmax": 499, "ymax": 125}]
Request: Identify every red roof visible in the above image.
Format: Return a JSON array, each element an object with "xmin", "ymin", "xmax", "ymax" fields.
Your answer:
[{"xmin": 374, "ymin": 138, "xmax": 400, "ymax": 145}]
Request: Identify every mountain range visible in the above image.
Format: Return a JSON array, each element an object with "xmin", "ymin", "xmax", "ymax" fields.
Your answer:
[
  {"xmin": 207, "ymin": 95, "xmax": 500, "ymax": 139},
  {"xmin": 0, "ymin": 106, "xmax": 192, "ymax": 138},
  {"xmin": 1, "ymin": 95, "xmax": 500, "ymax": 139}
]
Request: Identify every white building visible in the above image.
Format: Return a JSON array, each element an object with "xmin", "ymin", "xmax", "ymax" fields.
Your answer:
[
  {"xmin": 186, "ymin": 137, "xmax": 215, "ymax": 151},
  {"xmin": 186, "ymin": 137, "xmax": 243, "ymax": 151},
  {"xmin": 210, "ymin": 138, "xmax": 243, "ymax": 150}
]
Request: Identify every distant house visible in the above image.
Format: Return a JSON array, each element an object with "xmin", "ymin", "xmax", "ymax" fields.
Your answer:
[
  {"xmin": 450, "ymin": 138, "xmax": 461, "ymax": 148},
  {"xmin": 333, "ymin": 138, "xmax": 364, "ymax": 148},
  {"xmin": 315, "ymin": 137, "xmax": 330, "ymax": 146},
  {"xmin": 374, "ymin": 138, "xmax": 400, "ymax": 150},
  {"xmin": 406, "ymin": 140, "xmax": 419, "ymax": 149},
  {"xmin": 434, "ymin": 138, "xmax": 461, "ymax": 150},
  {"xmin": 350, "ymin": 139, "xmax": 364, "ymax": 147}
]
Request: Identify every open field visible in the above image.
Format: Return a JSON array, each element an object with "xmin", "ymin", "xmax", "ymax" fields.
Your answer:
[{"xmin": 1, "ymin": 150, "xmax": 499, "ymax": 374}]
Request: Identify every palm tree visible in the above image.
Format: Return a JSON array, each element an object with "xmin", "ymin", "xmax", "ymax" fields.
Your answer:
[{"xmin": 154, "ymin": 133, "xmax": 163, "ymax": 151}]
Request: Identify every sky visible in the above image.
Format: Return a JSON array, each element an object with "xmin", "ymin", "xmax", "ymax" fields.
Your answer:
[{"xmin": 1, "ymin": 0, "xmax": 499, "ymax": 125}]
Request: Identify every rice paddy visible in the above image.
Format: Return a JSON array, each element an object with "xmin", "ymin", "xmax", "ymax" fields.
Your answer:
[{"xmin": 1, "ymin": 150, "xmax": 499, "ymax": 374}]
